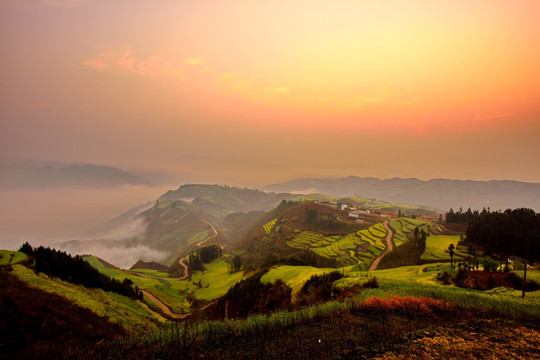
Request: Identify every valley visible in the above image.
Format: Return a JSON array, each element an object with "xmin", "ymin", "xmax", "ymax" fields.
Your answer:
[{"xmin": 1, "ymin": 184, "xmax": 539, "ymax": 359}]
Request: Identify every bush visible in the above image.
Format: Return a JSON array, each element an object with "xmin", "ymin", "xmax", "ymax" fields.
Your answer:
[{"xmin": 296, "ymin": 271, "xmax": 343, "ymax": 306}]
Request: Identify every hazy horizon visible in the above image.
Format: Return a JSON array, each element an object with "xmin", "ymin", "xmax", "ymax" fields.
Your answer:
[
  {"xmin": 1, "ymin": 1, "xmax": 539, "ymax": 251},
  {"xmin": 1, "ymin": 1, "xmax": 539, "ymax": 187}
]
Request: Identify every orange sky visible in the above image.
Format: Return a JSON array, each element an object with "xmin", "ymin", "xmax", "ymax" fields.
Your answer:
[{"xmin": 1, "ymin": 0, "xmax": 539, "ymax": 185}]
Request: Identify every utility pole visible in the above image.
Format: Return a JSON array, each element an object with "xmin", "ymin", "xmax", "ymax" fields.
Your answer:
[{"xmin": 522, "ymin": 259, "xmax": 528, "ymax": 299}]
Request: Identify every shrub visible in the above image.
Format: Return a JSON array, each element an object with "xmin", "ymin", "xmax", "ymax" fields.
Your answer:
[{"xmin": 296, "ymin": 271, "xmax": 343, "ymax": 306}]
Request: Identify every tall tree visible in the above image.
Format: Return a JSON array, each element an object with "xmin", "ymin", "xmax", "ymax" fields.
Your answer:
[{"xmin": 448, "ymin": 243, "xmax": 455, "ymax": 271}]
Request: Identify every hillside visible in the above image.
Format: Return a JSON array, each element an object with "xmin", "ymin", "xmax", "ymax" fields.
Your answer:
[
  {"xmin": 0, "ymin": 249, "xmax": 166, "ymax": 358},
  {"xmin": 0, "ymin": 161, "xmax": 150, "ymax": 189},
  {"xmin": 264, "ymin": 176, "xmax": 540, "ymax": 212},
  {"xmin": 235, "ymin": 200, "xmax": 387, "ymax": 270},
  {"xmin": 158, "ymin": 184, "xmax": 296, "ymax": 219}
]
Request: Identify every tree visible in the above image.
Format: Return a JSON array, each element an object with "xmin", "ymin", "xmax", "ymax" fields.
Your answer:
[
  {"xmin": 304, "ymin": 207, "xmax": 318, "ymax": 224},
  {"xmin": 448, "ymin": 243, "xmax": 455, "ymax": 271},
  {"xmin": 478, "ymin": 255, "xmax": 498, "ymax": 272},
  {"xmin": 232, "ymin": 255, "xmax": 242, "ymax": 273},
  {"xmin": 19, "ymin": 242, "xmax": 33, "ymax": 256}
]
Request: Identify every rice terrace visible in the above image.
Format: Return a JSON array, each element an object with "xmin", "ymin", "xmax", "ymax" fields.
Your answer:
[
  {"xmin": 2, "ymin": 2, "xmax": 540, "ymax": 358},
  {"xmin": 1, "ymin": 184, "xmax": 539, "ymax": 359}
]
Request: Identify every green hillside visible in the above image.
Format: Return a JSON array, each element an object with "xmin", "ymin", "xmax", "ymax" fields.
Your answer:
[
  {"xmin": 158, "ymin": 184, "xmax": 295, "ymax": 219},
  {"xmin": 86, "ymin": 254, "xmax": 244, "ymax": 314},
  {"xmin": 138, "ymin": 199, "xmax": 210, "ymax": 265}
]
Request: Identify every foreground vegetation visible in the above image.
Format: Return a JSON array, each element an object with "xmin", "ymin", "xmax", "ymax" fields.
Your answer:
[{"xmin": 53, "ymin": 273, "xmax": 540, "ymax": 359}]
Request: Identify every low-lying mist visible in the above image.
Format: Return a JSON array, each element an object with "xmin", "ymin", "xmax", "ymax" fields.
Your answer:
[
  {"xmin": 58, "ymin": 240, "xmax": 168, "ymax": 270},
  {"xmin": 54, "ymin": 215, "xmax": 169, "ymax": 269},
  {"xmin": 0, "ymin": 184, "xmax": 173, "ymax": 254}
]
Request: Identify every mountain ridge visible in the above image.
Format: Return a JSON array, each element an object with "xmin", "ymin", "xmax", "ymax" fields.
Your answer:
[
  {"xmin": 264, "ymin": 176, "xmax": 540, "ymax": 212},
  {"xmin": 0, "ymin": 161, "xmax": 150, "ymax": 189}
]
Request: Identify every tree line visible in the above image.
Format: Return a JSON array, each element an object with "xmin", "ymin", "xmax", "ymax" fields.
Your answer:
[
  {"xmin": 19, "ymin": 243, "xmax": 142, "ymax": 299},
  {"xmin": 445, "ymin": 207, "xmax": 486, "ymax": 223},
  {"xmin": 465, "ymin": 208, "xmax": 540, "ymax": 263},
  {"xmin": 187, "ymin": 244, "xmax": 222, "ymax": 273}
]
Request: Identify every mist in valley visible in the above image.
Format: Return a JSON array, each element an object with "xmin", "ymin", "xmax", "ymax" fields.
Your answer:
[{"xmin": 0, "ymin": 184, "xmax": 173, "ymax": 268}]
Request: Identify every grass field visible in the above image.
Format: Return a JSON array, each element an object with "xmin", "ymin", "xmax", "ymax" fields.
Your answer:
[
  {"xmin": 129, "ymin": 268, "xmax": 170, "ymax": 277},
  {"xmin": 190, "ymin": 258, "xmax": 245, "ymax": 301},
  {"xmin": 421, "ymin": 234, "xmax": 468, "ymax": 261},
  {"xmin": 85, "ymin": 255, "xmax": 244, "ymax": 313},
  {"xmin": 10, "ymin": 264, "xmax": 167, "ymax": 333},
  {"xmin": 0, "ymin": 250, "xmax": 28, "ymax": 266},
  {"xmin": 261, "ymin": 265, "xmax": 336, "ymax": 297}
]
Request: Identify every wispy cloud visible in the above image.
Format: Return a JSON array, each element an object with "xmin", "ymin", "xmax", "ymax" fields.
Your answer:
[
  {"xmin": 186, "ymin": 57, "xmax": 206, "ymax": 66},
  {"xmin": 1, "ymin": 0, "xmax": 86, "ymax": 8},
  {"xmin": 265, "ymin": 86, "xmax": 290, "ymax": 94},
  {"xmin": 83, "ymin": 50, "xmax": 184, "ymax": 78}
]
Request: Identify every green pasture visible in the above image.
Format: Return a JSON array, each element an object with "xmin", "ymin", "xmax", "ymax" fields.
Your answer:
[
  {"xmin": 421, "ymin": 234, "xmax": 468, "ymax": 261},
  {"xmin": 190, "ymin": 258, "xmax": 244, "ymax": 301},
  {"xmin": 0, "ymin": 250, "xmax": 28, "ymax": 266},
  {"xmin": 261, "ymin": 265, "xmax": 336, "ymax": 297},
  {"xmin": 85, "ymin": 255, "xmax": 244, "ymax": 313},
  {"xmin": 10, "ymin": 264, "xmax": 167, "ymax": 332},
  {"xmin": 130, "ymin": 268, "xmax": 170, "ymax": 278}
]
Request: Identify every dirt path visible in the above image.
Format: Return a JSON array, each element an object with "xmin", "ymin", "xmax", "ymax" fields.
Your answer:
[
  {"xmin": 368, "ymin": 220, "xmax": 394, "ymax": 272},
  {"xmin": 196, "ymin": 219, "xmax": 218, "ymax": 247},
  {"xmin": 141, "ymin": 290, "xmax": 215, "ymax": 320},
  {"xmin": 128, "ymin": 216, "xmax": 218, "ymax": 281},
  {"xmin": 141, "ymin": 290, "xmax": 187, "ymax": 319},
  {"xmin": 177, "ymin": 218, "xmax": 218, "ymax": 279},
  {"xmin": 129, "ymin": 217, "xmax": 220, "ymax": 318}
]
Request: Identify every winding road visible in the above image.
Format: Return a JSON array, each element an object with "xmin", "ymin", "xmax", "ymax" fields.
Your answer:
[
  {"xmin": 368, "ymin": 220, "xmax": 394, "ymax": 272},
  {"xmin": 141, "ymin": 290, "xmax": 188, "ymax": 319},
  {"xmin": 177, "ymin": 218, "xmax": 218, "ymax": 280},
  {"xmin": 127, "ymin": 214, "xmax": 219, "ymax": 318}
]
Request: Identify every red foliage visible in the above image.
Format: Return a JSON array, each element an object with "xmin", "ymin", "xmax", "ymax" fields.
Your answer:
[{"xmin": 357, "ymin": 296, "xmax": 454, "ymax": 318}]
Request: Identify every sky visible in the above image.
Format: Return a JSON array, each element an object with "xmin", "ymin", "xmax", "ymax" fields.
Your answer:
[{"xmin": 1, "ymin": 0, "xmax": 540, "ymax": 186}]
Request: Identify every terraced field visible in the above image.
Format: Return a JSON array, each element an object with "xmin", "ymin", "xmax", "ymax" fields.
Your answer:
[
  {"xmin": 388, "ymin": 218, "xmax": 432, "ymax": 247},
  {"xmin": 287, "ymin": 223, "xmax": 389, "ymax": 270},
  {"xmin": 263, "ymin": 219, "xmax": 277, "ymax": 234}
]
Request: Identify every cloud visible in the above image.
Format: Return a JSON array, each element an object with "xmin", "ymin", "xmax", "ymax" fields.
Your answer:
[
  {"xmin": 218, "ymin": 73, "xmax": 258, "ymax": 92},
  {"xmin": 59, "ymin": 241, "xmax": 168, "ymax": 269},
  {"xmin": 83, "ymin": 50, "xmax": 184, "ymax": 79},
  {"xmin": 1, "ymin": 0, "xmax": 85, "ymax": 8},
  {"xmin": 265, "ymin": 86, "xmax": 290, "ymax": 94},
  {"xmin": 54, "ymin": 215, "xmax": 169, "ymax": 269},
  {"xmin": 186, "ymin": 57, "xmax": 206, "ymax": 66}
]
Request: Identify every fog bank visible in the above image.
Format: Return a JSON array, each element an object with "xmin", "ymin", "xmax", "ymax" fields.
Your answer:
[
  {"xmin": 58, "ymin": 240, "xmax": 168, "ymax": 270},
  {"xmin": 0, "ymin": 185, "xmax": 173, "ymax": 250}
]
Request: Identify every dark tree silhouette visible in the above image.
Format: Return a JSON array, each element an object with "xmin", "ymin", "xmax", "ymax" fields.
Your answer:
[
  {"xmin": 448, "ymin": 243, "xmax": 455, "ymax": 271},
  {"xmin": 18, "ymin": 244, "xmax": 141, "ymax": 299}
]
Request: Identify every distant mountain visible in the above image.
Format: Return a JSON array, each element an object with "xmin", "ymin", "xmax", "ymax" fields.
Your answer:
[
  {"xmin": 158, "ymin": 184, "xmax": 296, "ymax": 219},
  {"xmin": 264, "ymin": 176, "xmax": 540, "ymax": 212},
  {"xmin": 0, "ymin": 161, "xmax": 150, "ymax": 189}
]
